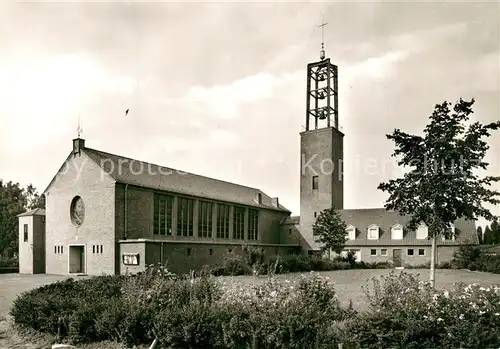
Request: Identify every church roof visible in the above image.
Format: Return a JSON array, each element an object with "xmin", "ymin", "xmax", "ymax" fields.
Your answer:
[
  {"xmin": 83, "ymin": 148, "xmax": 290, "ymax": 212},
  {"xmin": 17, "ymin": 208, "xmax": 46, "ymax": 217},
  {"xmin": 338, "ymin": 208, "xmax": 478, "ymax": 246}
]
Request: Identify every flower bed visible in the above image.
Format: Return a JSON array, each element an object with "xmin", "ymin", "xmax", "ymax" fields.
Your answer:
[
  {"xmin": 346, "ymin": 271, "xmax": 500, "ymax": 348},
  {"xmin": 10, "ymin": 267, "xmax": 500, "ymax": 348}
]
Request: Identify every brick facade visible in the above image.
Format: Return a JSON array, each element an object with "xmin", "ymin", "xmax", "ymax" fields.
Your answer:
[
  {"xmin": 131, "ymin": 241, "xmax": 299, "ymax": 275},
  {"xmin": 300, "ymin": 127, "xmax": 344, "ymax": 250},
  {"xmin": 115, "ymin": 184, "xmax": 298, "ymax": 275}
]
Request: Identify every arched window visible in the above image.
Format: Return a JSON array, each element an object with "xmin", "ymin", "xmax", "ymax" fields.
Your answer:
[
  {"xmin": 391, "ymin": 224, "xmax": 403, "ymax": 240},
  {"xmin": 367, "ymin": 224, "xmax": 379, "ymax": 240}
]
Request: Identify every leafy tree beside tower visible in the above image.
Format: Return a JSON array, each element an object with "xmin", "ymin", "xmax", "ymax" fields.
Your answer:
[
  {"xmin": 378, "ymin": 98, "xmax": 500, "ymax": 287},
  {"xmin": 312, "ymin": 208, "xmax": 348, "ymax": 258}
]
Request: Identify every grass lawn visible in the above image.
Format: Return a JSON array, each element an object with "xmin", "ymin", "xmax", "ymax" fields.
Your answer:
[
  {"xmin": 224, "ymin": 268, "xmax": 500, "ymax": 310},
  {"xmin": 0, "ymin": 269, "xmax": 499, "ymax": 348}
]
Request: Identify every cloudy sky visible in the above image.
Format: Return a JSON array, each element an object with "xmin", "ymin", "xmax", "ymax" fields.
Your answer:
[{"xmin": 0, "ymin": 1, "xmax": 499, "ymax": 218}]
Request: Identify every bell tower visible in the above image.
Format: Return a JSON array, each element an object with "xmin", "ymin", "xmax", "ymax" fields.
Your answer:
[{"xmin": 299, "ymin": 19, "xmax": 344, "ymax": 251}]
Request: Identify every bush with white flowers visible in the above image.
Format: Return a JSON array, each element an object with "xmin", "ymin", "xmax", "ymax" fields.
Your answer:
[{"xmin": 347, "ymin": 272, "xmax": 500, "ymax": 348}]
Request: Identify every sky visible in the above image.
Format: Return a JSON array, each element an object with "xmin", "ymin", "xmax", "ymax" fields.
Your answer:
[{"xmin": 0, "ymin": 1, "xmax": 499, "ymax": 219}]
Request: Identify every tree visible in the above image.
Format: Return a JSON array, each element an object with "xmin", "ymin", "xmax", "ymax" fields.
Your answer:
[
  {"xmin": 0, "ymin": 180, "xmax": 42, "ymax": 258},
  {"xmin": 25, "ymin": 184, "xmax": 44, "ymax": 210},
  {"xmin": 483, "ymin": 225, "xmax": 494, "ymax": 245},
  {"xmin": 312, "ymin": 208, "xmax": 347, "ymax": 257},
  {"xmin": 378, "ymin": 98, "xmax": 500, "ymax": 287},
  {"xmin": 490, "ymin": 219, "xmax": 500, "ymax": 244},
  {"xmin": 476, "ymin": 226, "xmax": 483, "ymax": 245}
]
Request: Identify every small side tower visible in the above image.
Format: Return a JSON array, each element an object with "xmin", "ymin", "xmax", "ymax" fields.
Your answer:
[
  {"xmin": 299, "ymin": 20, "xmax": 344, "ymax": 251},
  {"xmin": 18, "ymin": 208, "xmax": 46, "ymax": 274}
]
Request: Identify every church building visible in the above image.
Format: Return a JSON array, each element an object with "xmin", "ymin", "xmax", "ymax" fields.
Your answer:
[{"xmin": 18, "ymin": 46, "xmax": 477, "ymax": 275}]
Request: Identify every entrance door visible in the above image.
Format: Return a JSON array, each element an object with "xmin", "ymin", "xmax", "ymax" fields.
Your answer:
[
  {"xmin": 393, "ymin": 249, "xmax": 402, "ymax": 267},
  {"xmin": 69, "ymin": 246, "xmax": 85, "ymax": 274}
]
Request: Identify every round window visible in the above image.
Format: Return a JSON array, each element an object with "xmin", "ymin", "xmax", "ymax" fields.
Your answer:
[{"xmin": 70, "ymin": 196, "xmax": 85, "ymax": 227}]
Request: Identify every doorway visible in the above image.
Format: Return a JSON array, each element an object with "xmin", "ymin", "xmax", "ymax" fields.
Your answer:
[
  {"xmin": 69, "ymin": 245, "xmax": 85, "ymax": 274},
  {"xmin": 393, "ymin": 249, "xmax": 402, "ymax": 267}
]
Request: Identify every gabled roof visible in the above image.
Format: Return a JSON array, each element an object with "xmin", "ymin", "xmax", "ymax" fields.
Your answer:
[
  {"xmin": 338, "ymin": 208, "xmax": 478, "ymax": 246},
  {"xmin": 17, "ymin": 208, "xmax": 46, "ymax": 217},
  {"xmin": 83, "ymin": 148, "xmax": 290, "ymax": 212}
]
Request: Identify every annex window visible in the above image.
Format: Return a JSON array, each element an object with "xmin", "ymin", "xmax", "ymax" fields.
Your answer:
[
  {"xmin": 314, "ymin": 212, "xmax": 317, "ymax": 218},
  {"xmin": 367, "ymin": 225, "xmax": 380, "ymax": 240},
  {"xmin": 187, "ymin": 248, "xmax": 192, "ymax": 256},
  {"xmin": 177, "ymin": 197, "xmax": 194, "ymax": 237},
  {"xmin": 407, "ymin": 249, "xmax": 414, "ymax": 256},
  {"xmin": 198, "ymin": 201, "xmax": 213, "ymax": 238},
  {"xmin": 370, "ymin": 249, "xmax": 377, "ymax": 256},
  {"xmin": 154, "ymin": 194, "xmax": 173, "ymax": 236},
  {"xmin": 418, "ymin": 248, "xmax": 425, "ymax": 256},
  {"xmin": 216, "ymin": 203, "xmax": 230, "ymax": 239},
  {"xmin": 416, "ymin": 223, "xmax": 428, "ymax": 240},
  {"xmin": 346, "ymin": 225, "xmax": 356, "ymax": 240},
  {"xmin": 23, "ymin": 224, "xmax": 28, "ymax": 242},
  {"xmin": 233, "ymin": 206, "xmax": 245, "ymax": 240},
  {"xmin": 381, "ymin": 248, "xmax": 388, "ymax": 256},
  {"xmin": 312, "ymin": 176, "xmax": 319, "ymax": 190},
  {"xmin": 391, "ymin": 224, "xmax": 403, "ymax": 240},
  {"xmin": 209, "ymin": 249, "xmax": 213, "ymax": 256},
  {"xmin": 248, "ymin": 209, "xmax": 259, "ymax": 240}
]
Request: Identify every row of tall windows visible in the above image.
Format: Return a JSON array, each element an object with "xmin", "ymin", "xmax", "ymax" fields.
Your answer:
[{"xmin": 153, "ymin": 194, "xmax": 258, "ymax": 240}]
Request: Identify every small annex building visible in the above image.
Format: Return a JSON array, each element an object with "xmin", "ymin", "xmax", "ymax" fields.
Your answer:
[{"xmin": 17, "ymin": 208, "xmax": 46, "ymax": 274}]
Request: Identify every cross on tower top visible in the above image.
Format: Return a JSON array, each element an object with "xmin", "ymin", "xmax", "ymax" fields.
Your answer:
[
  {"xmin": 318, "ymin": 16, "xmax": 328, "ymax": 60},
  {"xmin": 77, "ymin": 115, "xmax": 83, "ymax": 138}
]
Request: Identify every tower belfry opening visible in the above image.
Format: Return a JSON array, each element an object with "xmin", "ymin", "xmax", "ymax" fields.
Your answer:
[{"xmin": 305, "ymin": 19, "xmax": 339, "ymax": 131}]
